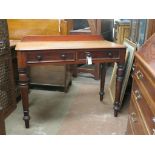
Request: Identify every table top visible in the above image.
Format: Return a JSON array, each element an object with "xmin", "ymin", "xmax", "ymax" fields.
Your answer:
[
  {"xmin": 15, "ymin": 40, "xmax": 125, "ymax": 51},
  {"xmin": 10, "ymin": 40, "xmax": 20, "ymax": 47}
]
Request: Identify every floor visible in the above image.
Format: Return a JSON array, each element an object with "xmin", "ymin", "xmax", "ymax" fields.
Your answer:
[{"xmin": 5, "ymin": 67, "xmax": 129, "ymax": 135}]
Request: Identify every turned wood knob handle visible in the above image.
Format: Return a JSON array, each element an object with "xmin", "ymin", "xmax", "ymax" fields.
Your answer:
[
  {"xmin": 61, "ymin": 53, "xmax": 67, "ymax": 59},
  {"xmin": 36, "ymin": 55, "xmax": 43, "ymax": 61},
  {"xmin": 108, "ymin": 51, "xmax": 112, "ymax": 57}
]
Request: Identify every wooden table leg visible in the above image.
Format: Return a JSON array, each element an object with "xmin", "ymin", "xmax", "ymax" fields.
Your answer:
[
  {"xmin": 114, "ymin": 63, "xmax": 124, "ymax": 117},
  {"xmin": 18, "ymin": 68, "xmax": 30, "ymax": 128},
  {"xmin": 94, "ymin": 63, "xmax": 100, "ymax": 80},
  {"xmin": 99, "ymin": 63, "xmax": 107, "ymax": 101}
]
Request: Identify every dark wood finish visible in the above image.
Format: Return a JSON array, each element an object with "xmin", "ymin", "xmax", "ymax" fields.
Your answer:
[
  {"xmin": 127, "ymin": 95, "xmax": 148, "ymax": 135},
  {"xmin": 26, "ymin": 50, "xmax": 76, "ymax": 63},
  {"xmin": 94, "ymin": 64, "xmax": 100, "ymax": 80},
  {"xmin": 77, "ymin": 49, "xmax": 119, "ymax": 60},
  {"xmin": 16, "ymin": 35, "xmax": 126, "ymax": 128},
  {"xmin": 146, "ymin": 19, "xmax": 155, "ymax": 39},
  {"xmin": 126, "ymin": 33, "xmax": 155, "ymax": 135},
  {"xmin": 132, "ymin": 79, "xmax": 155, "ymax": 134},
  {"xmin": 114, "ymin": 63, "xmax": 125, "ymax": 116},
  {"xmin": 99, "ymin": 63, "xmax": 107, "ymax": 101}
]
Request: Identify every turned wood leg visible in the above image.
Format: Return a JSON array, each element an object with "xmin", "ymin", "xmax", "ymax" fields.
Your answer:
[
  {"xmin": 99, "ymin": 63, "xmax": 107, "ymax": 101},
  {"xmin": 94, "ymin": 63, "xmax": 100, "ymax": 80},
  {"xmin": 18, "ymin": 68, "xmax": 30, "ymax": 128},
  {"xmin": 114, "ymin": 63, "xmax": 124, "ymax": 117}
]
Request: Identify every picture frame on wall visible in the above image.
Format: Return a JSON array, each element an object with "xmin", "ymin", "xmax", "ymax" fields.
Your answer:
[
  {"xmin": 129, "ymin": 19, "xmax": 140, "ymax": 43},
  {"xmin": 108, "ymin": 39, "xmax": 137, "ymax": 105},
  {"xmin": 137, "ymin": 19, "xmax": 147, "ymax": 48}
]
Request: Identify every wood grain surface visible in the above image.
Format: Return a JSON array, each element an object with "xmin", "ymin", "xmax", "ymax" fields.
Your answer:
[{"xmin": 16, "ymin": 40, "xmax": 125, "ymax": 51}]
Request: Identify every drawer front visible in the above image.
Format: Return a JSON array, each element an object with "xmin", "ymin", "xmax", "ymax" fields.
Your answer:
[
  {"xmin": 126, "ymin": 117, "xmax": 134, "ymax": 135},
  {"xmin": 128, "ymin": 96, "xmax": 148, "ymax": 135},
  {"xmin": 77, "ymin": 50, "xmax": 119, "ymax": 60},
  {"xmin": 134, "ymin": 62, "xmax": 155, "ymax": 102},
  {"xmin": 132, "ymin": 79, "xmax": 155, "ymax": 134},
  {"xmin": 26, "ymin": 51, "xmax": 76, "ymax": 63}
]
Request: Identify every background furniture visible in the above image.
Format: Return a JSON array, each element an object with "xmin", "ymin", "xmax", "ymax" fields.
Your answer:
[
  {"xmin": 7, "ymin": 19, "xmax": 72, "ymax": 92},
  {"xmin": 114, "ymin": 20, "xmax": 130, "ymax": 44},
  {"xmin": 126, "ymin": 34, "xmax": 155, "ymax": 135},
  {"xmin": 129, "ymin": 19, "xmax": 155, "ymax": 47},
  {"xmin": 0, "ymin": 20, "xmax": 16, "ymax": 135}
]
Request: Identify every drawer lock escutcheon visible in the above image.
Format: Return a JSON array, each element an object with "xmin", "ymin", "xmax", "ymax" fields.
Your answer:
[
  {"xmin": 134, "ymin": 90, "xmax": 142, "ymax": 101},
  {"xmin": 136, "ymin": 70, "xmax": 144, "ymax": 80},
  {"xmin": 85, "ymin": 52, "xmax": 92, "ymax": 65},
  {"xmin": 130, "ymin": 112, "xmax": 137, "ymax": 123}
]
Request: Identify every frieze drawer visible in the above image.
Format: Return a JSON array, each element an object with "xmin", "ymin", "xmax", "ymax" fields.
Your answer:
[
  {"xmin": 77, "ymin": 50, "xmax": 119, "ymax": 60},
  {"xmin": 26, "ymin": 50, "xmax": 76, "ymax": 63}
]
